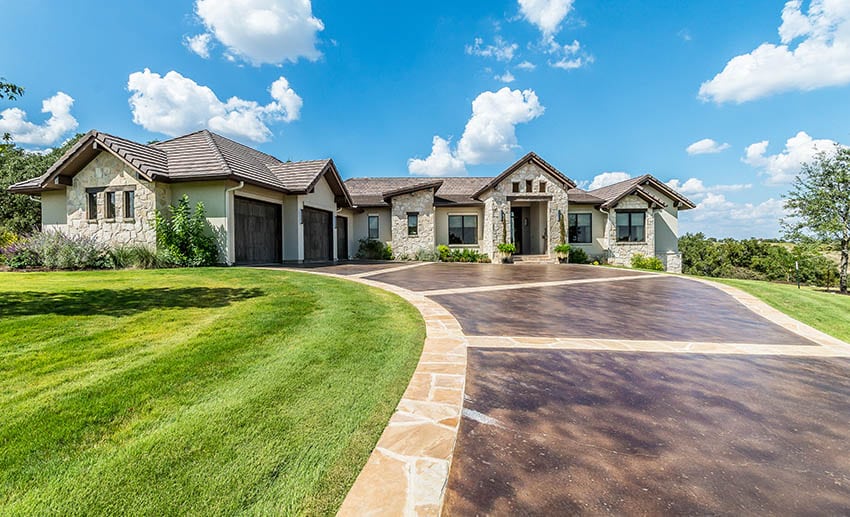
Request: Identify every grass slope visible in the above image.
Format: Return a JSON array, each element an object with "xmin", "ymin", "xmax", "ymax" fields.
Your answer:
[
  {"xmin": 711, "ymin": 278, "xmax": 850, "ymax": 343},
  {"xmin": 0, "ymin": 268, "xmax": 425, "ymax": 516}
]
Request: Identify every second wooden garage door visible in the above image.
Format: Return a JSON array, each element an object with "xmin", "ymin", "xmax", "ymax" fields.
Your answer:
[
  {"xmin": 234, "ymin": 197, "xmax": 282, "ymax": 265},
  {"xmin": 303, "ymin": 207, "xmax": 333, "ymax": 262}
]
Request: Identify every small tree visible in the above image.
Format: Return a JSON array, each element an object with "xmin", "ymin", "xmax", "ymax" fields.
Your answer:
[
  {"xmin": 783, "ymin": 145, "xmax": 850, "ymax": 294},
  {"xmin": 155, "ymin": 195, "xmax": 219, "ymax": 266}
]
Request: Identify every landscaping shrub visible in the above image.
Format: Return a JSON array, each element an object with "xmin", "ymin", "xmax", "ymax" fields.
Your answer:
[
  {"xmin": 569, "ymin": 247, "xmax": 589, "ymax": 264},
  {"xmin": 438, "ymin": 247, "xmax": 488, "ymax": 263},
  {"xmin": 355, "ymin": 239, "xmax": 393, "ymax": 260},
  {"xmin": 631, "ymin": 253, "xmax": 664, "ymax": 271},
  {"xmin": 110, "ymin": 245, "xmax": 163, "ymax": 269},
  {"xmin": 496, "ymin": 242, "xmax": 516, "ymax": 254},
  {"xmin": 0, "ymin": 227, "xmax": 18, "ymax": 248},
  {"xmin": 3, "ymin": 230, "xmax": 112, "ymax": 270},
  {"xmin": 413, "ymin": 248, "xmax": 438, "ymax": 262},
  {"xmin": 155, "ymin": 195, "xmax": 220, "ymax": 267},
  {"xmin": 437, "ymin": 244, "xmax": 451, "ymax": 262}
]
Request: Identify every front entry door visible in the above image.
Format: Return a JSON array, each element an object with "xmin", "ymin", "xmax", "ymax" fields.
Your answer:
[
  {"xmin": 336, "ymin": 216, "xmax": 348, "ymax": 260},
  {"xmin": 510, "ymin": 207, "xmax": 523, "ymax": 255}
]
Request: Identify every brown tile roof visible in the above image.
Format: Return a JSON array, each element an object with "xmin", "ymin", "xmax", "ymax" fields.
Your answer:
[
  {"xmin": 588, "ymin": 174, "xmax": 696, "ymax": 210},
  {"xmin": 10, "ymin": 129, "xmax": 351, "ymax": 205},
  {"xmin": 345, "ymin": 177, "xmax": 491, "ymax": 207},
  {"xmin": 567, "ymin": 188, "xmax": 605, "ymax": 204}
]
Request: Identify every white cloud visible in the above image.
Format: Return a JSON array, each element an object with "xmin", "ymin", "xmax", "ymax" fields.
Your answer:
[
  {"xmin": 516, "ymin": 61, "xmax": 537, "ymax": 70},
  {"xmin": 0, "ymin": 91, "xmax": 78, "ymax": 146},
  {"xmin": 678, "ymin": 29, "xmax": 693, "ymax": 42},
  {"xmin": 587, "ymin": 171, "xmax": 631, "ymax": 190},
  {"xmin": 408, "ymin": 136, "xmax": 467, "ymax": 177},
  {"xmin": 466, "ymin": 36, "xmax": 519, "ymax": 62},
  {"xmin": 742, "ymin": 131, "xmax": 841, "ymax": 185},
  {"xmin": 666, "ymin": 178, "xmax": 751, "ymax": 197},
  {"xmin": 192, "ymin": 0, "xmax": 324, "ymax": 65},
  {"xmin": 495, "ymin": 71, "xmax": 516, "ymax": 83},
  {"xmin": 185, "ymin": 33, "xmax": 213, "ymax": 58},
  {"xmin": 699, "ymin": 0, "xmax": 850, "ymax": 103},
  {"xmin": 682, "ymin": 192, "xmax": 787, "ymax": 238},
  {"xmin": 546, "ymin": 38, "xmax": 593, "ymax": 69},
  {"xmin": 686, "ymin": 138, "xmax": 731, "ymax": 155},
  {"xmin": 408, "ymin": 87, "xmax": 544, "ymax": 176},
  {"xmin": 127, "ymin": 69, "xmax": 302, "ymax": 143},
  {"xmin": 518, "ymin": 0, "xmax": 575, "ymax": 36}
]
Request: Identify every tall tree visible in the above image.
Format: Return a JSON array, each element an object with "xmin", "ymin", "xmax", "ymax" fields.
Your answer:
[
  {"xmin": 783, "ymin": 145, "xmax": 850, "ymax": 294},
  {"xmin": 0, "ymin": 77, "xmax": 25, "ymax": 143}
]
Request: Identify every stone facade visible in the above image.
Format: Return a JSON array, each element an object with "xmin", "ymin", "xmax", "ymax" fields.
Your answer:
[
  {"xmin": 480, "ymin": 162, "xmax": 570, "ymax": 259},
  {"xmin": 65, "ymin": 152, "xmax": 169, "ymax": 247},
  {"xmin": 605, "ymin": 195, "xmax": 656, "ymax": 267},
  {"xmin": 389, "ymin": 189, "xmax": 436, "ymax": 258},
  {"xmin": 657, "ymin": 251, "xmax": 683, "ymax": 273}
]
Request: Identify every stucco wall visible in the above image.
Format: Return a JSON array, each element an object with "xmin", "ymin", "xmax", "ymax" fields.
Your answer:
[
  {"xmin": 41, "ymin": 190, "xmax": 67, "ymax": 228},
  {"xmin": 353, "ymin": 208, "xmax": 392, "ymax": 244},
  {"xmin": 64, "ymin": 152, "xmax": 166, "ymax": 247},
  {"xmin": 566, "ymin": 204, "xmax": 607, "ymax": 259},
  {"xmin": 644, "ymin": 185, "xmax": 679, "ymax": 254},
  {"xmin": 390, "ymin": 189, "xmax": 436, "ymax": 258},
  {"xmin": 434, "ymin": 206, "xmax": 484, "ymax": 249},
  {"xmin": 336, "ymin": 207, "xmax": 356, "ymax": 259}
]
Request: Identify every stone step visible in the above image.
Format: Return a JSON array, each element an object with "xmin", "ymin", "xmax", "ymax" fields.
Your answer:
[{"xmin": 513, "ymin": 254, "xmax": 557, "ymax": 264}]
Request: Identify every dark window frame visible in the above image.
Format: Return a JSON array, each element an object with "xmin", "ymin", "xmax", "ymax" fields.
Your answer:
[
  {"xmin": 512, "ymin": 181, "xmax": 520, "ymax": 193},
  {"xmin": 539, "ymin": 180, "xmax": 547, "ymax": 193},
  {"xmin": 123, "ymin": 191, "xmax": 135, "ymax": 219},
  {"xmin": 525, "ymin": 179, "xmax": 533, "ymax": 192},
  {"xmin": 87, "ymin": 192, "xmax": 98, "ymax": 220},
  {"xmin": 105, "ymin": 191, "xmax": 116, "ymax": 219},
  {"xmin": 616, "ymin": 210, "xmax": 646, "ymax": 243},
  {"xmin": 367, "ymin": 214, "xmax": 379, "ymax": 240},
  {"xmin": 568, "ymin": 213, "xmax": 592, "ymax": 244},
  {"xmin": 448, "ymin": 214, "xmax": 478, "ymax": 245},
  {"xmin": 407, "ymin": 212, "xmax": 419, "ymax": 236}
]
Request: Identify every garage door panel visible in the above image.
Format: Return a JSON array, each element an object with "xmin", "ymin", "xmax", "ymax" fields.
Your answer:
[
  {"xmin": 304, "ymin": 207, "xmax": 332, "ymax": 262},
  {"xmin": 235, "ymin": 197, "xmax": 281, "ymax": 265}
]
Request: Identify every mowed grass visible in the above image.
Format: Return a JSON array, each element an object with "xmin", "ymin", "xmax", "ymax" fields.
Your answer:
[
  {"xmin": 0, "ymin": 268, "xmax": 425, "ymax": 516},
  {"xmin": 710, "ymin": 277, "xmax": 850, "ymax": 343}
]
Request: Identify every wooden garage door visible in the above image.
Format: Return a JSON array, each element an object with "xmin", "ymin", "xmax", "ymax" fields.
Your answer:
[
  {"xmin": 303, "ymin": 207, "xmax": 333, "ymax": 262},
  {"xmin": 234, "ymin": 197, "xmax": 282, "ymax": 265}
]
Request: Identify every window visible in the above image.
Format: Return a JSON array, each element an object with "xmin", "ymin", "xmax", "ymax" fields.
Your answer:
[
  {"xmin": 568, "ymin": 213, "xmax": 592, "ymax": 243},
  {"xmin": 368, "ymin": 215, "xmax": 379, "ymax": 239},
  {"xmin": 512, "ymin": 181, "xmax": 520, "ymax": 193},
  {"xmin": 87, "ymin": 192, "xmax": 98, "ymax": 220},
  {"xmin": 525, "ymin": 179, "xmax": 533, "ymax": 192},
  {"xmin": 616, "ymin": 211, "xmax": 646, "ymax": 242},
  {"xmin": 448, "ymin": 215, "xmax": 478, "ymax": 245},
  {"xmin": 123, "ymin": 191, "xmax": 135, "ymax": 219},
  {"xmin": 407, "ymin": 213, "xmax": 419, "ymax": 236},
  {"xmin": 105, "ymin": 192, "xmax": 116, "ymax": 219},
  {"xmin": 539, "ymin": 181, "xmax": 547, "ymax": 193}
]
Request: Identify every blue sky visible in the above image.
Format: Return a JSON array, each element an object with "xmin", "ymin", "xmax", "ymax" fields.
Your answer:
[{"xmin": 2, "ymin": 0, "xmax": 849, "ymax": 238}]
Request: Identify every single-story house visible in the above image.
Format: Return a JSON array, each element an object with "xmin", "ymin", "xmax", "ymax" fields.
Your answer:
[{"xmin": 10, "ymin": 129, "xmax": 695, "ymax": 271}]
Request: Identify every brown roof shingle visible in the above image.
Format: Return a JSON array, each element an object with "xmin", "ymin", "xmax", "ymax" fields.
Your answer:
[{"xmin": 345, "ymin": 177, "xmax": 491, "ymax": 207}]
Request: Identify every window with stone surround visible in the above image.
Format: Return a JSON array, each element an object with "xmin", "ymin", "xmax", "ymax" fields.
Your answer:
[
  {"xmin": 86, "ymin": 192, "xmax": 98, "ymax": 220},
  {"xmin": 123, "ymin": 191, "xmax": 135, "ymax": 219},
  {"xmin": 568, "ymin": 213, "xmax": 592, "ymax": 243},
  {"xmin": 512, "ymin": 182, "xmax": 520, "ymax": 193},
  {"xmin": 525, "ymin": 179, "xmax": 533, "ymax": 192},
  {"xmin": 539, "ymin": 181, "xmax": 547, "ymax": 193},
  {"xmin": 105, "ymin": 192, "xmax": 116, "ymax": 219},
  {"xmin": 407, "ymin": 212, "xmax": 418, "ymax": 236},
  {"xmin": 616, "ymin": 211, "xmax": 646, "ymax": 242},
  {"xmin": 448, "ymin": 215, "xmax": 478, "ymax": 245},
  {"xmin": 368, "ymin": 215, "xmax": 379, "ymax": 239}
]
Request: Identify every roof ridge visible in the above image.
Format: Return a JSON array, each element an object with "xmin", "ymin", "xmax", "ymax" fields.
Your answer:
[
  {"xmin": 152, "ymin": 128, "xmax": 210, "ymax": 146},
  {"xmin": 200, "ymin": 130, "xmax": 232, "ymax": 176}
]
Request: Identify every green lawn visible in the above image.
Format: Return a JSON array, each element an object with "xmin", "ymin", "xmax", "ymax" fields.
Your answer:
[
  {"xmin": 709, "ymin": 277, "xmax": 850, "ymax": 343},
  {"xmin": 0, "ymin": 268, "xmax": 425, "ymax": 516}
]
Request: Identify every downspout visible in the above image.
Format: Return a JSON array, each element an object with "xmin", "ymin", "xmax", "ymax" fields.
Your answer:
[{"xmin": 224, "ymin": 181, "xmax": 245, "ymax": 265}]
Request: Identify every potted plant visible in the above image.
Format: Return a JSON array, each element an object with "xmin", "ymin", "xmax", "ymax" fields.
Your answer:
[
  {"xmin": 496, "ymin": 242, "xmax": 516, "ymax": 264},
  {"xmin": 554, "ymin": 243, "xmax": 571, "ymax": 263}
]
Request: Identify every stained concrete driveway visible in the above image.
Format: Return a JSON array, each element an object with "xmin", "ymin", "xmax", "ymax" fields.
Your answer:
[{"xmin": 294, "ymin": 262, "xmax": 850, "ymax": 514}]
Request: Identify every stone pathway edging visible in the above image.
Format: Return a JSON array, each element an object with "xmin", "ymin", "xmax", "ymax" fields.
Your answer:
[{"xmin": 267, "ymin": 267, "xmax": 467, "ymax": 517}]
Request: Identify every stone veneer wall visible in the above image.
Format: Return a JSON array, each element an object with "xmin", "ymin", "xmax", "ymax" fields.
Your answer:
[
  {"xmin": 605, "ymin": 194, "xmax": 656, "ymax": 266},
  {"xmin": 66, "ymin": 152, "xmax": 170, "ymax": 247},
  {"xmin": 480, "ymin": 162, "xmax": 570, "ymax": 259},
  {"xmin": 656, "ymin": 251, "xmax": 683, "ymax": 273},
  {"xmin": 390, "ymin": 189, "xmax": 436, "ymax": 258}
]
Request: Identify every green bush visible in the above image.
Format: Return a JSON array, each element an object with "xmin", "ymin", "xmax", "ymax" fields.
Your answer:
[
  {"xmin": 355, "ymin": 239, "xmax": 393, "ymax": 260},
  {"xmin": 0, "ymin": 227, "xmax": 18, "ymax": 248},
  {"xmin": 631, "ymin": 253, "xmax": 664, "ymax": 271},
  {"xmin": 437, "ymin": 244, "xmax": 451, "ymax": 262},
  {"xmin": 3, "ymin": 230, "xmax": 113, "ymax": 270},
  {"xmin": 154, "ymin": 195, "xmax": 220, "ymax": 267},
  {"xmin": 554, "ymin": 243, "xmax": 571, "ymax": 255},
  {"xmin": 569, "ymin": 247, "xmax": 589, "ymax": 264},
  {"xmin": 437, "ymin": 246, "xmax": 488, "ymax": 263},
  {"xmin": 110, "ymin": 245, "xmax": 163, "ymax": 269},
  {"xmin": 413, "ymin": 248, "xmax": 438, "ymax": 262},
  {"xmin": 497, "ymin": 242, "xmax": 516, "ymax": 254}
]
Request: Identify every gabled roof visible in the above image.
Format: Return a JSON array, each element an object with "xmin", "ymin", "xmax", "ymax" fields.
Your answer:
[
  {"xmin": 345, "ymin": 177, "xmax": 491, "ymax": 207},
  {"xmin": 589, "ymin": 174, "xmax": 696, "ymax": 210},
  {"xmin": 567, "ymin": 188, "xmax": 606, "ymax": 205},
  {"xmin": 472, "ymin": 152, "xmax": 577, "ymax": 199},
  {"xmin": 9, "ymin": 129, "xmax": 352, "ymax": 206}
]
